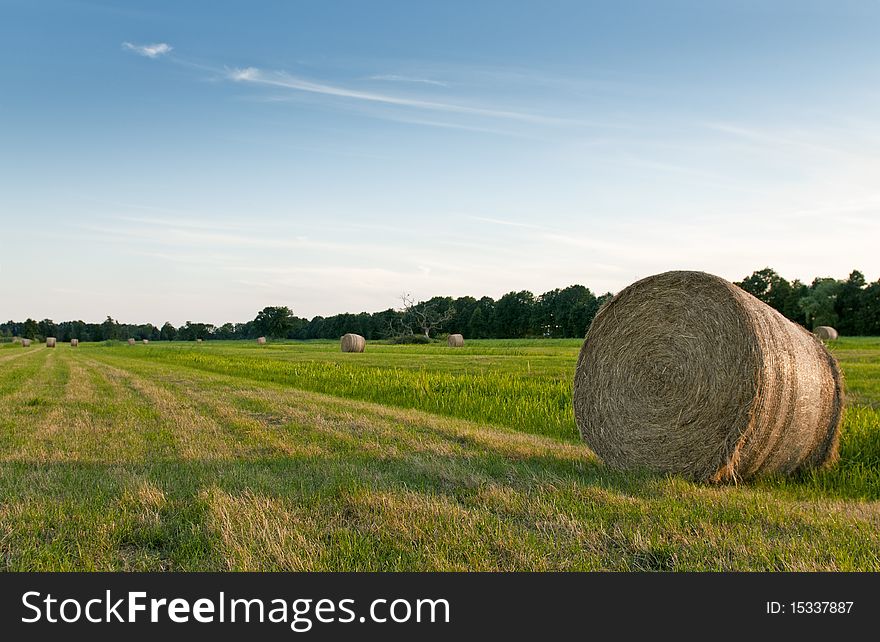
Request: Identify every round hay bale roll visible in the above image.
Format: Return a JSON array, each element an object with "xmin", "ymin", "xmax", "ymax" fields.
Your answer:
[
  {"xmin": 142, "ymin": 339, "xmax": 149, "ymax": 344},
  {"xmin": 128, "ymin": 338, "xmax": 136, "ymax": 345},
  {"xmin": 21, "ymin": 339, "xmax": 31, "ymax": 347},
  {"xmin": 70, "ymin": 339, "xmax": 79, "ymax": 347},
  {"xmin": 257, "ymin": 336, "xmax": 266, "ymax": 345},
  {"xmin": 196, "ymin": 338, "xmax": 203, "ymax": 343},
  {"xmin": 573, "ymin": 270, "xmax": 844, "ymax": 482},
  {"xmin": 814, "ymin": 326, "xmax": 839, "ymax": 341},
  {"xmin": 447, "ymin": 334, "xmax": 465, "ymax": 348},
  {"xmin": 46, "ymin": 337, "xmax": 56, "ymax": 348},
  {"xmin": 340, "ymin": 333, "xmax": 365, "ymax": 353}
]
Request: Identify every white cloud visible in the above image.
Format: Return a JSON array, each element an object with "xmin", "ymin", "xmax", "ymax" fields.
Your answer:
[
  {"xmin": 225, "ymin": 66, "xmax": 567, "ymax": 124},
  {"xmin": 122, "ymin": 42, "xmax": 173, "ymax": 58},
  {"xmin": 368, "ymin": 74, "xmax": 448, "ymax": 87}
]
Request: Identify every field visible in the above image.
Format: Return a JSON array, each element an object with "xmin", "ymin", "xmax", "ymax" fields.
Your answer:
[{"xmin": 0, "ymin": 337, "xmax": 878, "ymax": 571}]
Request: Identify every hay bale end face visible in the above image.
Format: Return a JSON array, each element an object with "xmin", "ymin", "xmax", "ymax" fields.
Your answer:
[
  {"xmin": 573, "ymin": 270, "xmax": 844, "ymax": 483},
  {"xmin": 142, "ymin": 339, "xmax": 149, "ymax": 344},
  {"xmin": 257, "ymin": 336, "xmax": 266, "ymax": 345},
  {"xmin": 814, "ymin": 326, "xmax": 839, "ymax": 341},
  {"xmin": 128, "ymin": 338, "xmax": 136, "ymax": 345},
  {"xmin": 46, "ymin": 337, "xmax": 56, "ymax": 348},
  {"xmin": 340, "ymin": 333, "xmax": 365, "ymax": 353},
  {"xmin": 447, "ymin": 334, "xmax": 465, "ymax": 348},
  {"xmin": 70, "ymin": 339, "xmax": 79, "ymax": 347},
  {"xmin": 21, "ymin": 339, "xmax": 31, "ymax": 347}
]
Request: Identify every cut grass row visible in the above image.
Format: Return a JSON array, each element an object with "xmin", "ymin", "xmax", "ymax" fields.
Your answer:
[{"xmin": 91, "ymin": 345, "xmax": 577, "ymax": 440}]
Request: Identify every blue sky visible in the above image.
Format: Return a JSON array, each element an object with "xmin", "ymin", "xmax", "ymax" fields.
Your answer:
[{"xmin": 2, "ymin": 0, "xmax": 879, "ymax": 324}]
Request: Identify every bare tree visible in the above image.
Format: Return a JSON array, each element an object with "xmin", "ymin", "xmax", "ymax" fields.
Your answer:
[{"xmin": 399, "ymin": 293, "xmax": 456, "ymax": 338}]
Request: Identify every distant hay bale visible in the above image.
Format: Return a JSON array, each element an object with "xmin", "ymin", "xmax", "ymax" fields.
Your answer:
[
  {"xmin": 128, "ymin": 338, "xmax": 136, "ymax": 345},
  {"xmin": 70, "ymin": 339, "xmax": 79, "ymax": 347},
  {"xmin": 46, "ymin": 337, "xmax": 56, "ymax": 348},
  {"xmin": 340, "ymin": 333, "xmax": 365, "ymax": 353},
  {"xmin": 573, "ymin": 270, "xmax": 844, "ymax": 483},
  {"xmin": 21, "ymin": 339, "xmax": 31, "ymax": 347},
  {"xmin": 196, "ymin": 338, "xmax": 203, "ymax": 343},
  {"xmin": 447, "ymin": 334, "xmax": 465, "ymax": 347},
  {"xmin": 257, "ymin": 336, "xmax": 266, "ymax": 345},
  {"xmin": 142, "ymin": 339, "xmax": 149, "ymax": 344},
  {"xmin": 814, "ymin": 326, "xmax": 839, "ymax": 341}
]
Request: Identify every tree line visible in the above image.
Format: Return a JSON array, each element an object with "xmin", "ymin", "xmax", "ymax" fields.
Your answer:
[{"xmin": 2, "ymin": 268, "xmax": 879, "ymax": 342}]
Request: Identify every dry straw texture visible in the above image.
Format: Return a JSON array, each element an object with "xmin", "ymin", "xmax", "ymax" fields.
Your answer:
[
  {"xmin": 46, "ymin": 337, "xmax": 56, "ymax": 348},
  {"xmin": 573, "ymin": 270, "xmax": 844, "ymax": 482},
  {"xmin": 128, "ymin": 338, "xmax": 136, "ymax": 345},
  {"xmin": 257, "ymin": 337, "xmax": 267, "ymax": 345},
  {"xmin": 70, "ymin": 339, "xmax": 79, "ymax": 347},
  {"xmin": 21, "ymin": 339, "xmax": 31, "ymax": 347},
  {"xmin": 815, "ymin": 326, "xmax": 839, "ymax": 341},
  {"xmin": 447, "ymin": 334, "xmax": 465, "ymax": 348},
  {"xmin": 340, "ymin": 333, "xmax": 365, "ymax": 353}
]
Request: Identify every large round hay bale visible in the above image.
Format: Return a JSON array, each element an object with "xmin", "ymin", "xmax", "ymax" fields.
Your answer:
[
  {"xmin": 447, "ymin": 334, "xmax": 465, "ymax": 348},
  {"xmin": 21, "ymin": 339, "xmax": 31, "ymax": 347},
  {"xmin": 573, "ymin": 270, "xmax": 844, "ymax": 482},
  {"xmin": 70, "ymin": 339, "xmax": 79, "ymax": 347},
  {"xmin": 46, "ymin": 337, "xmax": 56, "ymax": 348},
  {"xmin": 257, "ymin": 336, "xmax": 266, "ymax": 345},
  {"xmin": 196, "ymin": 338, "xmax": 203, "ymax": 343},
  {"xmin": 340, "ymin": 333, "xmax": 365, "ymax": 353},
  {"xmin": 142, "ymin": 339, "xmax": 149, "ymax": 345},
  {"xmin": 814, "ymin": 326, "xmax": 839, "ymax": 341},
  {"xmin": 128, "ymin": 338, "xmax": 136, "ymax": 345}
]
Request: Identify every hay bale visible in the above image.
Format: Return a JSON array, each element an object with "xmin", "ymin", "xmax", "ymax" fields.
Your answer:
[
  {"xmin": 142, "ymin": 339, "xmax": 149, "ymax": 344},
  {"xmin": 257, "ymin": 336, "xmax": 266, "ymax": 345},
  {"xmin": 196, "ymin": 338, "xmax": 203, "ymax": 343},
  {"xmin": 573, "ymin": 270, "xmax": 843, "ymax": 482},
  {"xmin": 340, "ymin": 333, "xmax": 365, "ymax": 353},
  {"xmin": 447, "ymin": 334, "xmax": 465, "ymax": 347},
  {"xmin": 128, "ymin": 338, "xmax": 136, "ymax": 345},
  {"xmin": 21, "ymin": 339, "xmax": 31, "ymax": 347},
  {"xmin": 70, "ymin": 339, "xmax": 79, "ymax": 347},
  {"xmin": 814, "ymin": 326, "xmax": 839, "ymax": 341},
  {"xmin": 46, "ymin": 337, "xmax": 56, "ymax": 348}
]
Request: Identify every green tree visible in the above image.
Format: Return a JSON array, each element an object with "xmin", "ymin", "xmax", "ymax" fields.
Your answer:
[
  {"xmin": 253, "ymin": 306, "xmax": 296, "ymax": 339},
  {"xmin": 21, "ymin": 318, "xmax": 38, "ymax": 340},
  {"xmin": 856, "ymin": 280, "xmax": 880, "ymax": 335},
  {"xmin": 799, "ymin": 278, "xmax": 840, "ymax": 329},
  {"xmin": 101, "ymin": 316, "xmax": 118, "ymax": 340},
  {"xmin": 835, "ymin": 270, "xmax": 865, "ymax": 335},
  {"xmin": 160, "ymin": 322, "xmax": 178, "ymax": 341},
  {"xmin": 495, "ymin": 290, "xmax": 536, "ymax": 338}
]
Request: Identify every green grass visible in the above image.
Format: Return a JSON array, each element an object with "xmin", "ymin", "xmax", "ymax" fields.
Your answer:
[
  {"xmin": 95, "ymin": 339, "xmax": 578, "ymax": 440},
  {"xmin": 0, "ymin": 337, "xmax": 878, "ymax": 571}
]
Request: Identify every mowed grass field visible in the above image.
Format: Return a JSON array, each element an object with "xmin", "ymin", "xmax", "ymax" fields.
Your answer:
[{"xmin": 0, "ymin": 337, "xmax": 878, "ymax": 571}]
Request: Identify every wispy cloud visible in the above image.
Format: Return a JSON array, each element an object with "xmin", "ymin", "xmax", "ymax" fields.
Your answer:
[
  {"xmin": 226, "ymin": 66, "xmax": 567, "ymax": 124},
  {"xmin": 122, "ymin": 42, "xmax": 172, "ymax": 58},
  {"xmin": 367, "ymin": 74, "xmax": 449, "ymax": 87}
]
